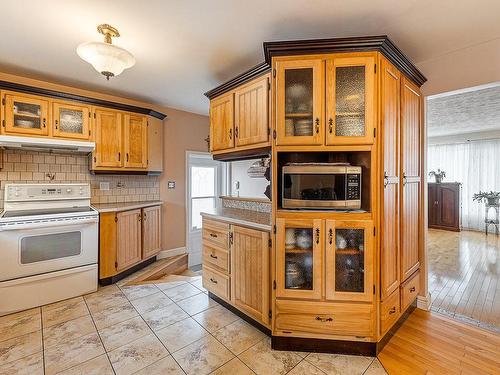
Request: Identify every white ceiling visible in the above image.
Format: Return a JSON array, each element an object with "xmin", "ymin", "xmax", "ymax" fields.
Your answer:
[
  {"xmin": 1, "ymin": 0, "xmax": 500, "ymax": 115},
  {"xmin": 427, "ymin": 84, "xmax": 500, "ymax": 138}
]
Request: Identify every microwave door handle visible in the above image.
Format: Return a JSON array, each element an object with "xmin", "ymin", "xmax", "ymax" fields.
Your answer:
[{"xmin": 0, "ymin": 217, "xmax": 98, "ymax": 231}]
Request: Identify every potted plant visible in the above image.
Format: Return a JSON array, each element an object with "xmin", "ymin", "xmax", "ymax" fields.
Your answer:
[
  {"xmin": 473, "ymin": 191, "xmax": 500, "ymax": 206},
  {"xmin": 429, "ymin": 169, "xmax": 446, "ymax": 183}
]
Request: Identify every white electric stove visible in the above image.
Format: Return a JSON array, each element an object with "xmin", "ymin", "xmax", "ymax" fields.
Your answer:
[{"xmin": 0, "ymin": 183, "xmax": 98, "ymax": 316}]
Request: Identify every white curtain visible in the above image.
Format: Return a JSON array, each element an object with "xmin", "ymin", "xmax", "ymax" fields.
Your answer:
[{"xmin": 427, "ymin": 139, "xmax": 500, "ymax": 231}]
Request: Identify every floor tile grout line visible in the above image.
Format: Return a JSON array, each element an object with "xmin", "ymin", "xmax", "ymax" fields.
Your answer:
[
  {"xmin": 82, "ymin": 296, "xmax": 117, "ymax": 375},
  {"xmin": 118, "ymin": 283, "xmax": 188, "ymax": 375},
  {"xmin": 360, "ymin": 357, "xmax": 377, "ymax": 375}
]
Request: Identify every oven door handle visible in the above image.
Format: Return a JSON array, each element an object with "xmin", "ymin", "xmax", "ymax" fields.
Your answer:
[{"xmin": 0, "ymin": 217, "xmax": 98, "ymax": 231}]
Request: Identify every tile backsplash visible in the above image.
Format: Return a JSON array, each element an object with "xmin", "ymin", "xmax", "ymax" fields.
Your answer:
[{"xmin": 0, "ymin": 149, "xmax": 160, "ymax": 208}]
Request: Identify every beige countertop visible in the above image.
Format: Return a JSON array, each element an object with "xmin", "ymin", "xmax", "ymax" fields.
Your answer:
[
  {"xmin": 92, "ymin": 201, "xmax": 163, "ymax": 213},
  {"xmin": 201, "ymin": 208, "xmax": 271, "ymax": 231}
]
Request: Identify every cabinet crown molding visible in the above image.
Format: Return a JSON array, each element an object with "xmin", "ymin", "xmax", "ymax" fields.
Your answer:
[{"xmin": 0, "ymin": 80, "xmax": 167, "ymax": 120}]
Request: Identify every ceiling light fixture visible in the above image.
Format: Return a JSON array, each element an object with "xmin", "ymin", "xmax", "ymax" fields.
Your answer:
[{"xmin": 77, "ymin": 24, "xmax": 135, "ymax": 80}]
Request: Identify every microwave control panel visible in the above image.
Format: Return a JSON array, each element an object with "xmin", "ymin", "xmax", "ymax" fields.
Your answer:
[{"xmin": 346, "ymin": 174, "xmax": 361, "ymax": 200}]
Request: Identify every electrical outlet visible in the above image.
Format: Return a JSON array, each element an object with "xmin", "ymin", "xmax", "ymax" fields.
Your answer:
[
  {"xmin": 99, "ymin": 182, "xmax": 110, "ymax": 191},
  {"xmin": 168, "ymin": 181, "xmax": 175, "ymax": 189}
]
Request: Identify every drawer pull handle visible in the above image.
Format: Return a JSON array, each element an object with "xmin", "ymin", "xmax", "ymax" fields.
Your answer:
[
  {"xmin": 210, "ymin": 278, "xmax": 218, "ymax": 284},
  {"xmin": 315, "ymin": 316, "xmax": 333, "ymax": 322},
  {"xmin": 410, "ymin": 286, "xmax": 416, "ymax": 292},
  {"xmin": 389, "ymin": 307, "xmax": 396, "ymax": 314},
  {"xmin": 209, "ymin": 233, "xmax": 218, "ymax": 238},
  {"xmin": 210, "ymin": 254, "xmax": 218, "ymax": 259}
]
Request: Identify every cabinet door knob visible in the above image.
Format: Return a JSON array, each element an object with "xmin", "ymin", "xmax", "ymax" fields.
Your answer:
[{"xmin": 328, "ymin": 118, "xmax": 333, "ymax": 134}]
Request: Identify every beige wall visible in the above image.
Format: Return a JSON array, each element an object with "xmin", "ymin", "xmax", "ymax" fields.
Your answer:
[
  {"xmin": 418, "ymin": 38, "xmax": 500, "ymax": 97},
  {"xmin": 160, "ymin": 109, "xmax": 209, "ymax": 250},
  {"xmin": 0, "ymin": 71, "xmax": 209, "ymax": 252}
]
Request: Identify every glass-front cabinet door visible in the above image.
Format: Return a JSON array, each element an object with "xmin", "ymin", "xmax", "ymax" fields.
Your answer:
[
  {"xmin": 276, "ymin": 218, "xmax": 322, "ymax": 299},
  {"xmin": 53, "ymin": 101, "xmax": 91, "ymax": 140},
  {"xmin": 3, "ymin": 92, "xmax": 49, "ymax": 136},
  {"xmin": 325, "ymin": 56, "xmax": 375, "ymax": 145},
  {"xmin": 325, "ymin": 220, "xmax": 373, "ymax": 302},
  {"xmin": 275, "ymin": 59, "xmax": 323, "ymax": 146}
]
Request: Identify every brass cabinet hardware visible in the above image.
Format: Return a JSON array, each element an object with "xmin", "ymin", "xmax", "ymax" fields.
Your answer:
[
  {"xmin": 209, "ymin": 233, "xmax": 218, "ymax": 238},
  {"xmin": 410, "ymin": 286, "xmax": 416, "ymax": 292},
  {"xmin": 315, "ymin": 228, "xmax": 320, "ymax": 244},
  {"xmin": 315, "ymin": 316, "xmax": 333, "ymax": 322},
  {"xmin": 328, "ymin": 118, "xmax": 333, "ymax": 133},
  {"xmin": 315, "ymin": 118, "xmax": 320, "ymax": 133},
  {"xmin": 210, "ymin": 277, "xmax": 218, "ymax": 284},
  {"xmin": 229, "ymin": 128, "xmax": 232, "ymax": 140},
  {"xmin": 328, "ymin": 228, "xmax": 333, "ymax": 245},
  {"xmin": 384, "ymin": 172, "xmax": 389, "ymax": 187},
  {"xmin": 389, "ymin": 306, "xmax": 396, "ymax": 314},
  {"xmin": 55, "ymin": 119, "xmax": 58, "ymax": 129},
  {"xmin": 210, "ymin": 253, "xmax": 218, "ymax": 259}
]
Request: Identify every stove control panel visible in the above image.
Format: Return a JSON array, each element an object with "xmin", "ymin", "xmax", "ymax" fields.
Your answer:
[{"xmin": 5, "ymin": 184, "xmax": 91, "ymax": 201}]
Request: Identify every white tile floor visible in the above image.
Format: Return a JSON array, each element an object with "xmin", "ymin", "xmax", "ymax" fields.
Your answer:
[{"xmin": 0, "ymin": 271, "xmax": 388, "ymax": 375}]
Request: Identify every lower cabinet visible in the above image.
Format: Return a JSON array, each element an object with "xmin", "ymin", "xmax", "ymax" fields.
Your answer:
[
  {"xmin": 201, "ymin": 217, "xmax": 271, "ymax": 327},
  {"xmin": 99, "ymin": 205, "xmax": 162, "ymax": 280}
]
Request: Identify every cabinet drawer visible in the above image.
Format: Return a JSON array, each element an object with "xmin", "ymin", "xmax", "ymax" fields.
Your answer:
[
  {"xmin": 202, "ymin": 218, "xmax": 229, "ymax": 249},
  {"xmin": 380, "ymin": 289, "xmax": 400, "ymax": 335},
  {"xmin": 203, "ymin": 266, "xmax": 230, "ymax": 301},
  {"xmin": 202, "ymin": 245, "xmax": 229, "ymax": 273},
  {"xmin": 401, "ymin": 270, "xmax": 420, "ymax": 311},
  {"xmin": 275, "ymin": 300, "xmax": 374, "ymax": 338}
]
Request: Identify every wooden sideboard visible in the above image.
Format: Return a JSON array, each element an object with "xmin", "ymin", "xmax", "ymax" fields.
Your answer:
[{"xmin": 428, "ymin": 183, "xmax": 461, "ymax": 232}]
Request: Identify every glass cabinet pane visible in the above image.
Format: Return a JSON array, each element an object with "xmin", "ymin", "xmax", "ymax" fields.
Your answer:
[
  {"xmin": 284, "ymin": 226, "xmax": 314, "ymax": 290},
  {"xmin": 284, "ymin": 68, "xmax": 314, "ymax": 137},
  {"xmin": 335, "ymin": 228, "xmax": 365, "ymax": 293},
  {"xmin": 58, "ymin": 108, "xmax": 84, "ymax": 134},
  {"xmin": 335, "ymin": 66, "xmax": 365, "ymax": 137},
  {"xmin": 13, "ymin": 101, "xmax": 41, "ymax": 129}
]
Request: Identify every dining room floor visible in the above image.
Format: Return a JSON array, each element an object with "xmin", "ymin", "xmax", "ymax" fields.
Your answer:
[{"xmin": 0, "ymin": 269, "xmax": 387, "ymax": 375}]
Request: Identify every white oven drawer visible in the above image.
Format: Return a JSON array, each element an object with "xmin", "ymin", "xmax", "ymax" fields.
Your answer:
[{"xmin": 0, "ymin": 218, "xmax": 98, "ymax": 281}]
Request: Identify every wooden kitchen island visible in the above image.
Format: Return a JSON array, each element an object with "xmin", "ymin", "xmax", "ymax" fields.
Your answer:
[{"xmin": 203, "ymin": 35, "xmax": 427, "ymax": 355}]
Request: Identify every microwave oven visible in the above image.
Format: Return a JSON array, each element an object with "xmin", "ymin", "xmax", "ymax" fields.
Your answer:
[{"xmin": 281, "ymin": 164, "xmax": 362, "ymax": 209}]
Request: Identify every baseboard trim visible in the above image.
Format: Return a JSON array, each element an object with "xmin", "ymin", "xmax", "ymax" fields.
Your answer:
[
  {"xmin": 157, "ymin": 247, "xmax": 187, "ymax": 259},
  {"xmin": 417, "ymin": 293, "xmax": 432, "ymax": 311}
]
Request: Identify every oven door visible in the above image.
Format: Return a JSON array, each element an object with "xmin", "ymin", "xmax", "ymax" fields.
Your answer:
[
  {"xmin": 282, "ymin": 172, "xmax": 348, "ymax": 208},
  {"xmin": 0, "ymin": 217, "xmax": 98, "ymax": 281}
]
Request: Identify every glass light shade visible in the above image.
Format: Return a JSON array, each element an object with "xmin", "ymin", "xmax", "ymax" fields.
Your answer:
[{"xmin": 77, "ymin": 41, "xmax": 135, "ymax": 79}]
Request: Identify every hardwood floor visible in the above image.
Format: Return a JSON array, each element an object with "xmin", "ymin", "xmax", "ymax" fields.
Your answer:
[
  {"xmin": 427, "ymin": 229, "xmax": 500, "ymax": 330},
  {"xmin": 378, "ymin": 308, "xmax": 500, "ymax": 375}
]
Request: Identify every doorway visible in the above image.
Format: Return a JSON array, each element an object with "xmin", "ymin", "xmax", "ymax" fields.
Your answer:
[
  {"xmin": 426, "ymin": 82, "xmax": 500, "ymax": 331},
  {"xmin": 186, "ymin": 152, "xmax": 225, "ymax": 267}
]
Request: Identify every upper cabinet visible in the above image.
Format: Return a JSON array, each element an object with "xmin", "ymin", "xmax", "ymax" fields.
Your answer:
[
  {"xmin": 210, "ymin": 92, "xmax": 234, "ymax": 152},
  {"xmin": 124, "ymin": 114, "xmax": 148, "ymax": 169},
  {"xmin": 234, "ymin": 76, "xmax": 269, "ymax": 148},
  {"xmin": 93, "ymin": 108, "xmax": 123, "ymax": 168},
  {"xmin": 209, "ymin": 74, "xmax": 270, "ymax": 156},
  {"xmin": 275, "ymin": 59, "xmax": 324, "ymax": 146},
  {"xmin": 2, "ymin": 92, "xmax": 49, "ymax": 136},
  {"xmin": 53, "ymin": 101, "xmax": 91, "ymax": 140},
  {"xmin": 325, "ymin": 56, "xmax": 375, "ymax": 145}
]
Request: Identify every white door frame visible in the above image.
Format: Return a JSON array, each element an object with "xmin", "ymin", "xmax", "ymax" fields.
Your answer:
[{"xmin": 185, "ymin": 151, "xmax": 226, "ymax": 266}]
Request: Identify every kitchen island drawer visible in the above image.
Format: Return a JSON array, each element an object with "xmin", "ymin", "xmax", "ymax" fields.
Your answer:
[
  {"xmin": 202, "ymin": 245, "xmax": 229, "ymax": 273},
  {"xmin": 203, "ymin": 265, "xmax": 230, "ymax": 301},
  {"xmin": 202, "ymin": 218, "xmax": 230, "ymax": 249},
  {"xmin": 275, "ymin": 300, "xmax": 375, "ymax": 338},
  {"xmin": 380, "ymin": 289, "xmax": 400, "ymax": 335},
  {"xmin": 401, "ymin": 270, "xmax": 420, "ymax": 311}
]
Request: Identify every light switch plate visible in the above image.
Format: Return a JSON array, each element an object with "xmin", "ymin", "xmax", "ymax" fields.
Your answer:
[
  {"xmin": 168, "ymin": 181, "xmax": 175, "ymax": 189},
  {"xmin": 99, "ymin": 182, "xmax": 110, "ymax": 191}
]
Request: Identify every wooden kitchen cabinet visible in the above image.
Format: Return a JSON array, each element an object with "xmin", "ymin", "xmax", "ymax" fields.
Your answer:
[
  {"xmin": 116, "ymin": 209, "xmax": 142, "ymax": 271},
  {"xmin": 325, "ymin": 220, "xmax": 374, "ymax": 302},
  {"xmin": 99, "ymin": 205, "xmax": 162, "ymax": 281},
  {"xmin": 142, "ymin": 205, "xmax": 162, "ymax": 258},
  {"xmin": 379, "ymin": 58, "xmax": 401, "ymax": 300},
  {"xmin": 52, "ymin": 101, "xmax": 91, "ymax": 140},
  {"xmin": 234, "ymin": 75, "xmax": 270, "ymax": 148},
  {"xmin": 275, "ymin": 59, "xmax": 324, "ymax": 146},
  {"xmin": 1, "ymin": 91, "xmax": 49, "ymax": 136},
  {"xmin": 325, "ymin": 55, "xmax": 375, "ymax": 145},
  {"xmin": 231, "ymin": 225, "xmax": 270, "ymax": 325},
  {"xmin": 400, "ymin": 77, "xmax": 421, "ymax": 282},
  {"xmin": 93, "ymin": 108, "xmax": 122, "ymax": 168},
  {"xmin": 276, "ymin": 218, "xmax": 323, "ymax": 300},
  {"xmin": 124, "ymin": 113, "xmax": 148, "ymax": 169},
  {"xmin": 210, "ymin": 92, "xmax": 234, "ymax": 152}
]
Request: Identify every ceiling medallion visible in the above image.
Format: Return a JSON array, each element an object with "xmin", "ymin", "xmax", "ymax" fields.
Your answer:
[{"xmin": 77, "ymin": 24, "xmax": 135, "ymax": 80}]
